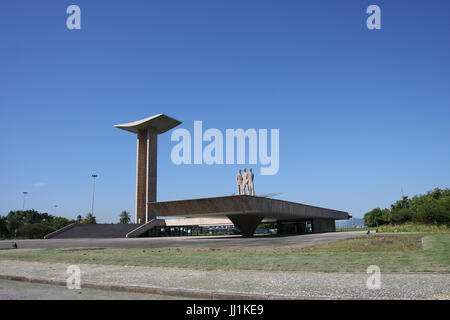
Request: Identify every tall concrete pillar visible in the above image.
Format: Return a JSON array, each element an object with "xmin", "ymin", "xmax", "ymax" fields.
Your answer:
[
  {"xmin": 116, "ymin": 114, "xmax": 181, "ymax": 224},
  {"xmin": 146, "ymin": 128, "xmax": 157, "ymax": 221},
  {"xmin": 136, "ymin": 130, "xmax": 147, "ymax": 223}
]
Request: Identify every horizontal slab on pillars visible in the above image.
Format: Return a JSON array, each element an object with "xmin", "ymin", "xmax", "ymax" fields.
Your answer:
[{"xmin": 149, "ymin": 195, "xmax": 349, "ymax": 221}]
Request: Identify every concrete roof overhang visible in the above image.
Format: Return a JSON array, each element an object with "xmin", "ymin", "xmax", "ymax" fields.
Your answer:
[
  {"xmin": 149, "ymin": 195, "xmax": 349, "ymax": 221},
  {"xmin": 114, "ymin": 114, "xmax": 182, "ymax": 134}
]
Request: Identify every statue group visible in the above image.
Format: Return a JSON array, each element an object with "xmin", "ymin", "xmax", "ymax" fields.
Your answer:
[{"xmin": 236, "ymin": 168, "xmax": 255, "ymax": 196}]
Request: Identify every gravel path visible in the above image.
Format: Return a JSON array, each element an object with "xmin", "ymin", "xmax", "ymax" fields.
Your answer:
[
  {"xmin": 0, "ymin": 279, "xmax": 189, "ymax": 300},
  {"xmin": 0, "ymin": 260, "xmax": 448, "ymax": 300}
]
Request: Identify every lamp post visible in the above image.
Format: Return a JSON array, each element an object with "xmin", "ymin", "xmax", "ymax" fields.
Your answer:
[
  {"xmin": 90, "ymin": 174, "xmax": 98, "ymax": 216},
  {"xmin": 22, "ymin": 192, "xmax": 28, "ymax": 211},
  {"xmin": 54, "ymin": 205, "xmax": 58, "ymax": 216}
]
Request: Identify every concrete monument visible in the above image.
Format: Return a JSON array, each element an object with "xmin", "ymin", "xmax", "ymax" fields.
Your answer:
[
  {"xmin": 115, "ymin": 114, "xmax": 181, "ymax": 224},
  {"xmin": 236, "ymin": 169, "xmax": 244, "ymax": 195},
  {"xmin": 242, "ymin": 168, "xmax": 248, "ymax": 195},
  {"xmin": 248, "ymin": 168, "xmax": 255, "ymax": 196}
]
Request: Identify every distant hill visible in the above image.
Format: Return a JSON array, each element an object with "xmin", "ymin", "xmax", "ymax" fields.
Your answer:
[{"xmin": 335, "ymin": 218, "xmax": 365, "ymax": 229}]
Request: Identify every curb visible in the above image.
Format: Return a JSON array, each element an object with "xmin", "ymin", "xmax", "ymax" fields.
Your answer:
[{"xmin": 0, "ymin": 274, "xmax": 335, "ymax": 300}]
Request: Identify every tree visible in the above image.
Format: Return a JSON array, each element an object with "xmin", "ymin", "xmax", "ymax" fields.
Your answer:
[
  {"xmin": 390, "ymin": 208, "xmax": 413, "ymax": 224},
  {"xmin": 39, "ymin": 212, "xmax": 53, "ymax": 225},
  {"xmin": 364, "ymin": 188, "xmax": 450, "ymax": 227},
  {"xmin": 390, "ymin": 196, "xmax": 410, "ymax": 211},
  {"xmin": 119, "ymin": 211, "xmax": 131, "ymax": 224},
  {"xmin": 50, "ymin": 217, "xmax": 74, "ymax": 230},
  {"xmin": 363, "ymin": 208, "xmax": 390, "ymax": 227},
  {"xmin": 0, "ymin": 216, "xmax": 8, "ymax": 238},
  {"xmin": 6, "ymin": 211, "xmax": 25, "ymax": 236},
  {"xmin": 17, "ymin": 223, "xmax": 55, "ymax": 239},
  {"xmin": 76, "ymin": 215, "xmax": 83, "ymax": 223},
  {"xmin": 24, "ymin": 210, "xmax": 42, "ymax": 224},
  {"xmin": 435, "ymin": 196, "xmax": 450, "ymax": 224},
  {"xmin": 1, "ymin": 210, "xmax": 79, "ymax": 239},
  {"xmin": 380, "ymin": 208, "xmax": 391, "ymax": 224},
  {"xmin": 5, "ymin": 210, "xmax": 53, "ymax": 233},
  {"xmin": 82, "ymin": 213, "xmax": 96, "ymax": 224},
  {"xmin": 410, "ymin": 188, "xmax": 450, "ymax": 224}
]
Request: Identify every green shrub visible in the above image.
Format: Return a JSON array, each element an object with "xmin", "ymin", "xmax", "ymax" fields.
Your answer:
[
  {"xmin": 364, "ymin": 208, "xmax": 390, "ymax": 227},
  {"xmin": 17, "ymin": 223, "xmax": 56, "ymax": 239},
  {"xmin": 0, "ymin": 216, "xmax": 9, "ymax": 238},
  {"xmin": 50, "ymin": 217, "xmax": 73, "ymax": 230},
  {"xmin": 391, "ymin": 208, "xmax": 414, "ymax": 224},
  {"xmin": 378, "ymin": 223, "xmax": 449, "ymax": 233},
  {"xmin": 364, "ymin": 188, "xmax": 450, "ymax": 227}
]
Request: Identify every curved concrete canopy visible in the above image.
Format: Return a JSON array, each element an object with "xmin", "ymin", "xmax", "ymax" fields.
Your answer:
[{"xmin": 114, "ymin": 113, "xmax": 182, "ymax": 134}]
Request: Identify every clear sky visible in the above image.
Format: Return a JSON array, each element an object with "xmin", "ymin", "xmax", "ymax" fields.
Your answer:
[{"xmin": 1, "ymin": 0, "xmax": 449, "ymax": 222}]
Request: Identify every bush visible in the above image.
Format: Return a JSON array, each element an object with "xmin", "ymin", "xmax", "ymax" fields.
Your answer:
[
  {"xmin": 119, "ymin": 211, "xmax": 131, "ymax": 224},
  {"xmin": 364, "ymin": 208, "xmax": 390, "ymax": 227},
  {"xmin": 50, "ymin": 217, "xmax": 74, "ymax": 230},
  {"xmin": 81, "ymin": 213, "xmax": 96, "ymax": 224},
  {"xmin": 0, "ymin": 216, "xmax": 8, "ymax": 238},
  {"xmin": 364, "ymin": 188, "xmax": 450, "ymax": 227},
  {"xmin": 17, "ymin": 223, "xmax": 56, "ymax": 239},
  {"xmin": 391, "ymin": 208, "xmax": 414, "ymax": 224}
]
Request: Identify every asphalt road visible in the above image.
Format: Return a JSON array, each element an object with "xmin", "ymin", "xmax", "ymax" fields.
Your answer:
[
  {"xmin": 0, "ymin": 279, "xmax": 188, "ymax": 300},
  {"xmin": 0, "ymin": 231, "xmax": 367, "ymax": 249}
]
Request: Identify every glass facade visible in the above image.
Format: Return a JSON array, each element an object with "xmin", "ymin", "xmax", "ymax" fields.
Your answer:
[
  {"xmin": 277, "ymin": 220, "xmax": 313, "ymax": 234},
  {"xmin": 145, "ymin": 226, "xmax": 193, "ymax": 237},
  {"xmin": 139, "ymin": 225, "xmax": 236, "ymax": 237}
]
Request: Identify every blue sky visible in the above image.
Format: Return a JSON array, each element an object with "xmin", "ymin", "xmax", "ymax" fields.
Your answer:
[{"xmin": 0, "ymin": 0, "xmax": 449, "ymax": 222}]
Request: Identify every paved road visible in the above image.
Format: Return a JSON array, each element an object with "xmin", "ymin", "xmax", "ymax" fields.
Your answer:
[
  {"xmin": 0, "ymin": 279, "xmax": 188, "ymax": 300},
  {"xmin": 0, "ymin": 231, "xmax": 367, "ymax": 249}
]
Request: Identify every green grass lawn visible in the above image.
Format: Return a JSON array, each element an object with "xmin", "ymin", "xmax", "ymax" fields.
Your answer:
[
  {"xmin": 0, "ymin": 233, "xmax": 448, "ymax": 273},
  {"xmin": 336, "ymin": 227, "xmax": 376, "ymax": 232},
  {"xmin": 377, "ymin": 223, "xmax": 449, "ymax": 233}
]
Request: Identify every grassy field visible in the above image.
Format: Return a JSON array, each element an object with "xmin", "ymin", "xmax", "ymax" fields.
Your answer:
[
  {"xmin": 0, "ymin": 233, "xmax": 448, "ymax": 273},
  {"xmin": 336, "ymin": 227, "xmax": 375, "ymax": 232},
  {"xmin": 337, "ymin": 224, "xmax": 449, "ymax": 233},
  {"xmin": 377, "ymin": 223, "xmax": 449, "ymax": 233}
]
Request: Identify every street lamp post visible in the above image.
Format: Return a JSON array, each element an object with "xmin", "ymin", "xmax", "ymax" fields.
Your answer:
[
  {"xmin": 54, "ymin": 205, "xmax": 58, "ymax": 216},
  {"xmin": 91, "ymin": 174, "xmax": 98, "ymax": 216},
  {"xmin": 22, "ymin": 192, "xmax": 28, "ymax": 211}
]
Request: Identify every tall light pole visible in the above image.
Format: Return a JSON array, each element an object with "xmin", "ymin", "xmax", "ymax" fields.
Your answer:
[
  {"xmin": 54, "ymin": 205, "xmax": 58, "ymax": 216},
  {"xmin": 22, "ymin": 192, "xmax": 28, "ymax": 211},
  {"xmin": 91, "ymin": 174, "xmax": 98, "ymax": 216}
]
